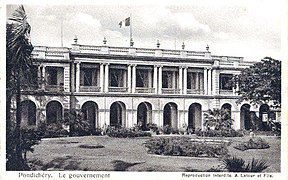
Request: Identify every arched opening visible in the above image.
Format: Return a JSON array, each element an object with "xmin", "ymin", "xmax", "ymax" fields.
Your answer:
[
  {"xmin": 137, "ymin": 102, "xmax": 152, "ymax": 130},
  {"xmin": 221, "ymin": 103, "xmax": 232, "ymax": 117},
  {"xmin": 260, "ymin": 104, "xmax": 270, "ymax": 130},
  {"xmin": 188, "ymin": 103, "xmax": 202, "ymax": 131},
  {"xmin": 163, "ymin": 102, "xmax": 178, "ymax": 128},
  {"xmin": 81, "ymin": 101, "xmax": 99, "ymax": 131},
  {"xmin": 240, "ymin": 104, "xmax": 251, "ymax": 130},
  {"xmin": 21, "ymin": 100, "xmax": 36, "ymax": 126},
  {"xmin": 110, "ymin": 101, "xmax": 126, "ymax": 127},
  {"xmin": 46, "ymin": 101, "xmax": 63, "ymax": 124}
]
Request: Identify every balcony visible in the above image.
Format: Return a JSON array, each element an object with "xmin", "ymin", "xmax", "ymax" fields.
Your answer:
[
  {"xmin": 46, "ymin": 85, "xmax": 64, "ymax": 92},
  {"xmin": 219, "ymin": 90, "xmax": 234, "ymax": 95},
  {"xmin": 79, "ymin": 86, "xmax": 101, "ymax": 92},
  {"xmin": 162, "ymin": 88, "xmax": 180, "ymax": 94},
  {"xmin": 108, "ymin": 87, "xmax": 128, "ymax": 92},
  {"xmin": 187, "ymin": 89, "xmax": 204, "ymax": 95},
  {"xmin": 135, "ymin": 87, "xmax": 155, "ymax": 93}
]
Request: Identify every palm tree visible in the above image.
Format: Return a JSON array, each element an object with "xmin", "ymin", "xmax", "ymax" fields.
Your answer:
[
  {"xmin": 203, "ymin": 108, "xmax": 234, "ymax": 130},
  {"xmin": 6, "ymin": 5, "xmax": 34, "ymax": 170}
]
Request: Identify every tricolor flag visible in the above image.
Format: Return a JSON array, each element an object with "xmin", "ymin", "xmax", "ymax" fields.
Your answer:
[{"xmin": 119, "ymin": 17, "xmax": 130, "ymax": 28}]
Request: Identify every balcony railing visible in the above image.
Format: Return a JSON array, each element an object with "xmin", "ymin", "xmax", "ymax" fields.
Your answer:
[
  {"xmin": 79, "ymin": 86, "xmax": 101, "ymax": 92},
  {"xmin": 108, "ymin": 87, "xmax": 128, "ymax": 92},
  {"xmin": 135, "ymin": 87, "xmax": 155, "ymax": 93},
  {"xmin": 162, "ymin": 88, "xmax": 180, "ymax": 94},
  {"xmin": 46, "ymin": 85, "xmax": 64, "ymax": 92},
  {"xmin": 219, "ymin": 89, "xmax": 234, "ymax": 95},
  {"xmin": 187, "ymin": 89, "xmax": 204, "ymax": 94},
  {"xmin": 21, "ymin": 84, "xmax": 39, "ymax": 91}
]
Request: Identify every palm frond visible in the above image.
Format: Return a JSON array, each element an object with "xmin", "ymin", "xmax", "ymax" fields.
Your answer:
[{"xmin": 9, "ymin": 5, "xmax": 27, "ymax": 23}]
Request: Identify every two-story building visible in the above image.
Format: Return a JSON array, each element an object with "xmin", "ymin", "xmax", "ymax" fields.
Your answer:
[{"xmin": 17, "ymin": 38, "xmax": 280, "ymax": 132}]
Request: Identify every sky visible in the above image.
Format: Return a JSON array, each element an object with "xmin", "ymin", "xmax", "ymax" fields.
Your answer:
[{"xmin": 6, "ymin": 0, "xmax": 283, "ymax": 62}]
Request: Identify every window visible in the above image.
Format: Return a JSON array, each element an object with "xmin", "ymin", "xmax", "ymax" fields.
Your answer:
[
  {"xmin": 81, "ymin": 68, "xmax": 97, "ymax": 86},
  {"xmin": 187, "ymin": 72, "xmax": 204, "ymax": 90},
  {"xmin": 110, "ymin": 69, "xmax": 124, "ymax": 87},
  {"xmin": 162, "ymin": 71, "xmax": 174, "ymax": 88},
  {"xmin": 46, "ymin": 68, "xmax": 58, "ymax": 85},
  {"xmin": 136, "ymin": 69, "xmax": 149, "ymax": 87},
  {"xmin": 220, "ymin": 74, "xmax": 233, "ymax": 90}
]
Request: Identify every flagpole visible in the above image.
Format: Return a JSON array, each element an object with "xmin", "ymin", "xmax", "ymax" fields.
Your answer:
[
  {"xmin": 130, "ymin": 13, "xmax": 133, "ymax": 47},
  {"xmin": 61, "ymin": 19, "xmax": 63, "ymax": 47}
]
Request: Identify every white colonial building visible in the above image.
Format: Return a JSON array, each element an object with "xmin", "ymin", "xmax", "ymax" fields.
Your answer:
[{"xmin": 18, "ymin": 38, "xmax": 280, "ymax": 131}]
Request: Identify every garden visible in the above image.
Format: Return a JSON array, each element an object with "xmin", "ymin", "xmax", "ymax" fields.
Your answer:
[
  {"xmin": 26, "ymin": 135, "xmax": 280, "ymax": 172},
  {"xmin": 20, "ymin": 109, "xmax": 281, "ymax": 172}
]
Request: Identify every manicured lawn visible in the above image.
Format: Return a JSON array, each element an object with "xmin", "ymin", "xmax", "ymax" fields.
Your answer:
[{"xmin": 27, "ymin": 135, "xmax": 280, "ymax": 172}]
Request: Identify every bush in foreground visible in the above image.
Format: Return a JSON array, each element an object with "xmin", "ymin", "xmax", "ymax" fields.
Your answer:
[
  {"xmin": 144, "ymin": 137, "xmax": 229, "ymax": 158},
  {"xmin": 222, "ymin": 156, "xmax": 269, "ymax": 172},
  {"xmin": 234, "ymin": 137, "xmax": 270, "ymax": 151},
  {"xmin": 6, "ymin": 127, "xmax": 42, "ymax": 170}
]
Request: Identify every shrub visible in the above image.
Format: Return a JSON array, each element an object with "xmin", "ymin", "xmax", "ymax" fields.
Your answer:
[
  {"xmin": 234, "ymin": 137, "xmax": 270, "ymax": 151},
  {"xmin": 147, "ymin": 123, "xmax": 158, "ymax": 132},
  {"xmin": 144, "ymin": 137, "xmax": 228, "ymax": 158},
  {"xmin": 63, "ymin": 110, "xmax": 94, "ymax": 137},
  {"xmin": 147, "ymin": 123, "xmax": 160, "ymax": 134},
  {"xmin": 222, "ymin": 156, "xmax": 269, "ymax": 172},
  {"xmin": 267, "ymin": 119, "xmax": 281, "ymax": 136},
  {"xmin": 162, "ymin": 125, "xmax": 179, "ymax": 134},
  {"xmin": 38, "ymin": 123, "xmax": 69, "ymax": 138},
  {"xmin": 78, "ymin": 144, "xmax": 105, "ymax": 149},
  {"xmin": 106, "ymin": 127, "xmax": 152, "ymax": 138}
]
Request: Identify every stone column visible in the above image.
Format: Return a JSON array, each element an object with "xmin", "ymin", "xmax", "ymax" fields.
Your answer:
[
  {"xmin": 208, "ymin": 68, "xmax": 212, "ymax": 95},
  {"xmin": 195, "ymin": 72, "xmax": 199, "ymax": 91},
  {"xmin": 75, "ymin": 62, "xmax": 80, "ymax": 92},
  {"xmin": 132, "ymin": 64, "xmax": 137, "ymax": 93},
  {"xmin": 104, "ymin": 63, "xmax": 109, "ymax": 93},
  {"xmin": 37, "ymin": 66, "xmax": 41, "ymax": 80},
  {"xmin": 204, "ymin": 68, "xmax": 208, "ymax": 94},
  {"xmin": 158, "ymin": 66, "xmax": 162, "ymax": 94},
  {"xmin": 99, "ymin": 63, "xmax": 104, "ymax": 92},
  {"xmin": 63, "ymin": 66, "xmax": 70, "ymax": 92},
  {"xmin": 153, "ymin": 66, "xmax": 158, "ymax": 94},
  {"xmin": 179, "ymin": 67, "xmax": 183, "ymax": 94},
  {"xmin": 40, "ymin": 65, "xmax": 46, "ymax": 90},
  {"xmin": 183, "ymin": 67, "xmax": 187, "ymax": 94},
  {"xmin": 235, "ymin": 83, "xmax": 239, "ymax": 95},
  {"xmin": 127, "ymin": 64, "xmax": 132, "ymax": 93},
  {"xmin": 212, "ymin": 69, "xmax": 219, "ymax": 95},
  {"xmin": 42, "ymin": 65, "xmax": 46, "ymax": 80},
  {"xmin": 148, "ymin": 69, "xmax": 152, "ymax": 88}
]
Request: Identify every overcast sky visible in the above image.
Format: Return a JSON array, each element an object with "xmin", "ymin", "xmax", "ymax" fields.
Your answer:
[{"xmin": 6, "ymin": 0, "xmax": 283, "ymax": 61}]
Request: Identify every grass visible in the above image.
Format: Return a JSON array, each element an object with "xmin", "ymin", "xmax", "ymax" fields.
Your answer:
[{"xmin": 27, "ymin": 135, "xmax": 280, "ymax": 172}]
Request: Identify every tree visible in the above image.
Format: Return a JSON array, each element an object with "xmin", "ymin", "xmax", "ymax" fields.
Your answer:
[
  {"xmin": 231, "ymin": 57, "xmax": 281, "ymax": 107},
  {"xmin": 6, "ymin": 5, "xmax": 34, "ymax": 170}
]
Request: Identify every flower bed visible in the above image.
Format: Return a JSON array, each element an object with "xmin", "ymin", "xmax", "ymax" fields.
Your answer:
[
  {"xmin": 234, "ymin": 137, "xmax": 270, "ymax": 151},
  {"xmin": 144, "ymin": 137, "xmax": 229, "ymax": 158},
  {"xmin": 195, "ymin": 129, "xmax": 245, "ymax": 137}
]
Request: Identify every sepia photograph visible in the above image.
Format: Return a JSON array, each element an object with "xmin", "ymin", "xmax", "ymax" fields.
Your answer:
[{"xmin": 2, "ymin": 0, "xmax": 287, "ymax": 179}]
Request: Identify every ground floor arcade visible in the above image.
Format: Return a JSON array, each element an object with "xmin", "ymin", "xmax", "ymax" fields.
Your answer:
[{"xmin": 18, "ymin": 95, "xmax": 281, "ymax": 131}]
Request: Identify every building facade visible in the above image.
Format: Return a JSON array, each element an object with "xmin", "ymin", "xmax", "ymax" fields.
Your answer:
[{"xmin": 17, "ymin": 38, "xmax": 280, "ymax": 131}]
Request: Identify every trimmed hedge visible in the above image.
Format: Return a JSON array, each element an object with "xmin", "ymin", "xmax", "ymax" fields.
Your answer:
[
  {"xmin": 144, "ymin": 137, "xmax": 229, "ymax": 157},
  {"xmin": 106, "ymin": 127, "xmax": 152, "ymax": 138}
]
